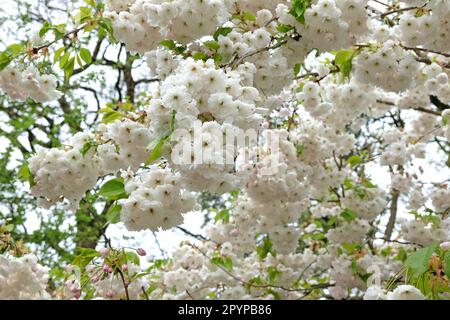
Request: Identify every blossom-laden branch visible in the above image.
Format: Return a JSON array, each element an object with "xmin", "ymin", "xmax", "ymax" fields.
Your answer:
[{"xmin": 188, "ymin": 243, "xmax": 333, "ymax": 297}]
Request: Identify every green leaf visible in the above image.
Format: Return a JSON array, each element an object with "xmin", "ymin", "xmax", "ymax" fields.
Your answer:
[
  {"xmin": 210, "ymin": 254, "xmax": 233, "ymax": 271},
  {"xmin": 99, "ymin": 178, "xmax": 127, "ymax": 200},
  {"xmin": 59, "ymin": 51, "xmax": 70, "ymax": 69},
  {"xmin": 169, "ymin": 110, "xmax": 176, "ymax": 133},
  {"xmin": 267, "ymin": 266, "xmax": 281, "ymax": 284},
  {"xmin": 334, "ymin": 48, "xmax": 355, "ymax": 79},
  {"xmin": 214, "ymin": 208, "xmax": 230, "ymax": 224},
  {"xmin": 341, "ymin": 208, "xmax": 358, "ymax": 222},
  {"xmin": 213, "ymin": 27, "xmax": 233, "ymax": 41},
  {"xmin": 53, "ymin": 47, "xmax": 65, "ymax": 64},
  {"xmin": 405, "ymin": 244, "xmax": 437, "ymax": 279},
  {"xmin": 100, "ymin": 107, "xmax": 124, "ymax": 124},
  {"xmin": 242, "ymin": 12, "xmax": 256, "ymax": 21},
  {"xmin": 342, "ymin": 242, "xmax": 362, "ymax": 254},
  {"xmin": 293, "ymin": 63, "xmax": 301, "ymax": 77},
  {"xmin": 126, "ymin": 251, "xmax": 140, "ymax": 266},
  {"xmin": 192, "ymin": 52, "xmax": 209, "ymax": 61},
  {"xmin": 0, "ymin": 43, "xmax": 24, "ymax": 71},
  {"xmin": 72, "ymin": 248, "xmax": 100, "ymax": 269},
  {"xmin": 213, "ymin": 53, "xmax": 223, "ymax": 65},
  {"xmin": 53, "ymin": 24, "xmax": 67, "ymax": 41},
  {"xmin": 160, "ymin": 40, "xmax": 176, "ymax": 50},
  {"xmin": 64, "ymin": 57, "xmax": 75, "ymax": 80},
  {"xmin": 289, "ymin": 0, "xmax": 313, "ymax": 25},
  {"xmin": 395, "ymin": 247, "xmax": 408, "ymax": 262},
  {"xmin": 79, "ymin": 47, "xmax": 92, "ymax": 64},
  {"xmin": 39, "ymin": 21, "xmax": 51, "ymax": 38},
  {"xmin": 98, "ymin": 17, "xmax": 116, "ymax": 43},
  {"xmin": 444, "ymin": 252, "xmax": 450, "ymax": 279},
  {"xmin": 146, "ymin": 134, "xmax": 169, "ymax": 165},
  {"xmin": 18, "ymin": 162, "xmax": 30, "ymax": 181},
  {"xmin": 347, "ymin": 155, "xmax": 362, "ymax": 167},
  {"xmin": 84, "ymin": 0, "xmax": 96, "ymax": 7},
  {"xmin": 204, "ymin": 40, "xmax": 220, "ymax": 51},
  {"xmin": 277, "ymin": 24, "xmax": 294, "ymax": 33},
  {"xmin": 295, "ymin": 143, "xmax": 304, "ymax": 156},
  {"xmin": 105, "ymin": 203, "xmax": 122, "ymax": 225},
  {"xmin": 256, "ymin": 237, "xmax": 275, "ymax": 260},
  {"xmin": 17, "ymin": 162, "xmax": 35, "ymax": 188}
]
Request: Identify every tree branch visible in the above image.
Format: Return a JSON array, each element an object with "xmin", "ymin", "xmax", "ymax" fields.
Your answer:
[{"xmin": 384, "ymin": 189, "xmax": 399, "ymax": 241}]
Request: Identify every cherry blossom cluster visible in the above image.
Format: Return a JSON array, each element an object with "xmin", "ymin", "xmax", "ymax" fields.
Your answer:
[
  {"xmin": 120, "ymin": 167, "xmax": 196, "ymax": 231},
  {"xmin": 0, "ymin": 254, "xmax": 50, "ymax": 299},
  {"xmin": 0, "ymin": 66, "xmax": 62, "ymax": 103}
]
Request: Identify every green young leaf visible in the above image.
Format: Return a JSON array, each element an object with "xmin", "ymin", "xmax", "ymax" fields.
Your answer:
[
  {"xmin": 160, "ymin": 40, "xmax": 176, "ymax": 50},
  {"xmin": 99, "ymin": 107, "xmax": 124, "ymax": 124},
  {"xmin": 444, "ymin": 251, "xmax": 450, "ymax": 279},
  {"xmin": 213, "ymin": 27, "xmax": 233, "ymax": 41},
  {"xmin": 18, "ymin": 162, "xmax": 30, "ymax": 181},
  {"xmin": 256, "ymin": 237, "xmax": 275, "ymax": 260},
  {"xmin": 98, "ymin": 17, "xmax": 116, "ymax": 43},
  {"xmin": 192, "ymin": 52, "xmax": 209, "ymax": 61},
  {"xmin": 105, "ymin": 203, "xmax": 122, "ymax": 225},
  {"xmin": 59, "ymin": 51, "xmax": 70, "ymax": 69},
  {"xmin": 64, "ymin": 56, "xmax": 75, "ymax": 80},
  {"xmin": 295, "ymin": 143, "xmax": 304, "ymax": 156},
  {"xmin": 342, "ymin": 242, "xmax": 362, "ymax": 254},
  {"xmin": 169, "ymin": 110, "xmax": 176, "ymax": 133},
  {"xmin": 84, "ymin": 0, "xmax": 96, "ymax": 7},
  {"xmin": 203, "ymin": 40, "xmax": 220, "ymax": 51},
  {"xmin": 126, "ymin": 251, "xmax": 141, "ymax": 266},
  {"xmin": 242, "ymin": 12, "xmax": 256, "ymax": 21},
  {"xmin": 146, "ymin": 133, "xmax": 169, "ymax": 165},
  {"xmin": 405, "ymin": 244, "xmax": 437, "ymax": 279},
  {"xmin": 347, "ymin": 155, "xmax": 362, "ymax": 167},
  {"xmin": 211, "ymin": 254, "xmax": 233, "ymax": 271},
  {"xmin": 52, "ymin": 24, "xmax": 67, "ymax": 41},
  {"xmin": 99, "ymin": 178, "xmax": 127, "ymax": 200},
  {"xmin": 213, "ymin": 53, "xmax": 223, "ymax": 65},
  {"xmin": 267, "ymin": 266, "xmax": 281, "ymax": 284},
  {"xmin": 395, "ymin": 247, "xmax": 408, "ymax": 262},
  {"xmin": 79, "ymin": 47, "xmax": 92, "ymax": 64},
  {"xmin": 39, "ymin": 21, "xmax": 52, "ymax": 38},
  {"xmin": 341, "ymin": 208, "xmax": 358, "ymax": 222},
  {"xmin": 17, "ymin": 162, "xmax": 35, "ymax": 188},
  {"xmin": 72, "ymin": 248, "xmax": 100, "ymax": 269},
  {"xmin": 0, "ymin": 43, "xmax": 25, "ymax": 71},
  {"xmin": 214, "ymin": 208, "xmax": 230, "ymax": 224},
  {"xmin": 293, "ymin": 63, "xmax": 301, "ymax": 77},
  {"xmin": 334, "ymin": 49, "xmax": 355, "ymax": 79},
  {"xmin": 289, "ymin": 0, "xmax": 313, "ymax": 25},
  {"xmin": 53, "ymin": 47, "xmax": 65, "ymax": 64},
  {"xmin": 277, "ymin": 24, "xmax": 294, "ymax": 33}
]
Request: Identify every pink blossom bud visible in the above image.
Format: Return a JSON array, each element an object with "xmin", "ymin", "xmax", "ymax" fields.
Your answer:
[
  {"xmin": 103, "ymin": 264, "xmax": 112, "ymax": 273},
  {"xmin": 90, "ymin": 275, "xmax": 99, "ymax": 283},
  {"xmin": 121, "ymin": 264, "xmax": 128, "ymax": 271},
  {"xmin": 99, "ymin": 248, "xmax": 109, "ymax": 258},
  {"xmin": 136, "ymin": 248, "xmax": 146, "ymax": 256},
  {"xmin": 106, "ymin": 290, "xmax": 115, "ymax": 298},
  {"xmin": 65, "ymin": 265, "xmax": 73, "ymax": 273},
  {"xmin": 73, "ymin": 290, "xmax": 81, "ymax": 300}
]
